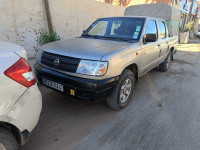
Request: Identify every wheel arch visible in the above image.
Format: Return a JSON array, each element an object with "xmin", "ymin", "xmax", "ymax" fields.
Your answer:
[
  {"xmin": 0, "ymin": 121, "xmax": 22, "ymax": 145},
  {"xmin": 170, "ymin": 46, "xmax": 174, "ymax": 52},
  {"xmin": 124, "ymin": 63, "xmax": 139, "ymax": 81}
]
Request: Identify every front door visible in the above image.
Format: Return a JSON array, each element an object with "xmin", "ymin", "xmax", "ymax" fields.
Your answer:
[{"xmin": 140, "ymin": 20, "xmax": 160, "ymax": 75}]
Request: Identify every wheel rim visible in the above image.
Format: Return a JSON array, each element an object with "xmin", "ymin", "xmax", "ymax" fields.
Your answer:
[
  {"xmin": 120, "ymin": 79, "xmax": 132, "ymax": 103},
  {"xmin": 166, "ymin": 53, "xmax": 171, "ymax": 69},
  {"xmin": 0, "ymin": 143, "xmax": 6, "ymax": 150}
]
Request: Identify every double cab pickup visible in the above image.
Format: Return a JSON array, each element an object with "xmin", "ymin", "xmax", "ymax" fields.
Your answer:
[{"xmin": 35, "ymin": 16, "xmax": 178, "ymax": 110}]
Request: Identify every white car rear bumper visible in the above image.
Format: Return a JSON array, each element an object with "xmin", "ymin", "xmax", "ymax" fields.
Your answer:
[{"xmin": 2, "ymin": 84, "xmax": 42, "ymax": 144}]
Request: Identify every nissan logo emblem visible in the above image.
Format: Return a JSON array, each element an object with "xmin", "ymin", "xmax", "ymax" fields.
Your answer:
[{"xmin": 54, "ymin": 58, "xmax": 60, "ymax": 66}]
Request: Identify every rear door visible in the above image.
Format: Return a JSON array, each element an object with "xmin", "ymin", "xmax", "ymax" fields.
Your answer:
[
  {"xmin": 141, "ymin": 20, "xmax": 160, "ymax": 74},
  {"xmin": 157, "ymin": 21, "xmax": 169, "ymax": 61}
]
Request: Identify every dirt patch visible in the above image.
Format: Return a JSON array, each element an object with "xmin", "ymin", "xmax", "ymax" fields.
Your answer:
[
  {"xmin": 173, "ymin": 59, "xmax": 192, "ymax": 65},
  {"xmin": 169, "ymin": 68, "xmax": 198, "ymax": 78}
]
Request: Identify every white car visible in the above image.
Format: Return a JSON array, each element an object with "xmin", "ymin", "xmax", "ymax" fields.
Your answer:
[{"xmin": 0, "ymin": 42, "xmax": 42, "ymax": 150}]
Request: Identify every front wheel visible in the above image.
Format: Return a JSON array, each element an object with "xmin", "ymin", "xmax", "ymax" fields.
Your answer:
[
  {"xmin": 0, "ymin": 128, "xmax": 18, "ymax": 150},
  {"xmin": 107, "ymin": 69, "xmax": 135, "ymax": 110}
]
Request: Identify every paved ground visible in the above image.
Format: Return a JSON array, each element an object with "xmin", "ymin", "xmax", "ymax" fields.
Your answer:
[{"xmin": 21, "ymin": 40, "xmax": 200, "ymax": 150}]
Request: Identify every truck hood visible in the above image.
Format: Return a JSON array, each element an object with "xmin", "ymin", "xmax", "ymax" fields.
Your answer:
[{"xmin": 40, "ymin": 38, "xmax": 132, "ymax": 60}]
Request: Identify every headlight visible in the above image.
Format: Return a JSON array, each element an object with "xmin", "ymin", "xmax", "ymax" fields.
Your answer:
[
  {"xmin": 36, "ymin": 49, "xmax": 43, "ymax": 63},
  {"xmin": 76, "ymin": 60, "xmax": 108, "ymax": 76}
]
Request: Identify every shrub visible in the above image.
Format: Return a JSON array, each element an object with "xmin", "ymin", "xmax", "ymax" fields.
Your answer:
[
  {"xmin": 185, "ymin": 21, "xmax": 195, "ymax": 33},
  {"xmin": 34, "ymin": 29, "xmax": 61, "ymax": 52},
  {"xmin": 179, "ymin": 26, "xmax": 189, "ymax": 33}
]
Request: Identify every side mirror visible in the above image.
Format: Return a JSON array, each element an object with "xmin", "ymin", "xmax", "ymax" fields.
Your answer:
[
  {"xmin": 83, "ymin": 30, "xmax": 86, "ymax": 34},
  {"xmin": 144, "ymin": 34, "xmax": 157, "ymax": 43}
]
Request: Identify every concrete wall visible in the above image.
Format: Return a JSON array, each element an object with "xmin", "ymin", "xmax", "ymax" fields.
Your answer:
[
  {"xmin": 128, "ymin": 0, "xmax": 173, "ymax": 5},
  {"xmin": 0, "ymin": 0, "xmax": 125, "ymax": 58},
  {"xmin": 49, "ymin": 0, "xmax": 125, "ymax": 40},
  {"xmin": 0, "ymin": 0, "xmax": 47, "ymax": 58}
]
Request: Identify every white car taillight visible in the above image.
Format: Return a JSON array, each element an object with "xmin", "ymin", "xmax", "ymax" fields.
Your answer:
[{"xmin": 4, "ymin": 58, "xmax": 36, "ymax": 87}]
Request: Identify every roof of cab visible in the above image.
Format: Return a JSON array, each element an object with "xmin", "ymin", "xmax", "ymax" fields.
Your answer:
[
  {"xmin": 124, "ymin": 3, "xmax": 180, "ymax": 20},
  {"xmin": 98, "ymin": 16, "xmax": 165, "ymax": 21}
]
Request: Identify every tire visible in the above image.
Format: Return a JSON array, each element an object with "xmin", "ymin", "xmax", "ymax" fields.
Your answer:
[
  {"xmin": 107, "ymin": 69, "xmax": 135, "ymax": 110},
  {"xmin": 0, "ymin": 128, "xmax": 18, "ymax": 150},
  {"xmin": 159, "ymin": 51, "xmax": 172, "ymax": 72},
  {"xmin": 171, "ymin": 50, "xmax": 174, "ymax": 61}
]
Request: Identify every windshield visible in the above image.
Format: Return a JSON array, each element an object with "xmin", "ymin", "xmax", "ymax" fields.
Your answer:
[{"xmin": 82, "ymin": 17, "xmax": 145, "ymax": 42}]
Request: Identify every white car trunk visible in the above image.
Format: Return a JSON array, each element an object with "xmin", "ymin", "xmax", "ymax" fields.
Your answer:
[{"xmin": 0, "ymin": 42, "xmax": 27, "ymax": 119}]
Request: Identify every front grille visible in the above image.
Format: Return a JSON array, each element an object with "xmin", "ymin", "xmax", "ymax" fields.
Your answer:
[{"xmin": 41, "ymin": 52, "xmax": 81, "ymax": 73}]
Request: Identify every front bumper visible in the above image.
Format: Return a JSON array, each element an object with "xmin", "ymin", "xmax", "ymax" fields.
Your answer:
[
  {"xmin": 34, "ymin": 63, "xmax": 118, "ymax": 100},
  {"xmin": 2, "ymin": 84, "xmax": 42, "ymax": 145}
]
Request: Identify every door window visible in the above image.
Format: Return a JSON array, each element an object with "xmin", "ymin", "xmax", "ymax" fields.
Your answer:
[
  {"xmin": 145, "ymin": 21, "xmax": 158, "ymax": 40},
  {"xmin": 158, "ymin": 21, "xmax": 166, "ymax": 39}
]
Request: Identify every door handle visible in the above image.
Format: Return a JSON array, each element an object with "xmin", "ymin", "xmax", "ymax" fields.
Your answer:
[{"xmin": 158, "ymin": 44, "xmax": 161, "ymax": 47}]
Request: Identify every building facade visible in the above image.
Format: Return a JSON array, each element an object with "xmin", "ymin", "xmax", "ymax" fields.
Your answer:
[
  {"xmin": 180, "ymin": 0, "xmax": 200, "ymax": 31},
  {"xmin": 95, "ymin": 0, "xmax": 200, "ymax": 31},
  {"xmin": 95, "ymin": 0, "xmax": 182, "ymax": 8}
]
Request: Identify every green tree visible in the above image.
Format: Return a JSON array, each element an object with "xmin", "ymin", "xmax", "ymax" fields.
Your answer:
[{"xmin": 185, "ymin": 21, "xmax": 195, "ymax": 33}]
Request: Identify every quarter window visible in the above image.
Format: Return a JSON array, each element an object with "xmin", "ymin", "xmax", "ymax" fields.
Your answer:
[
  {"xmin": 145, "ymin": 21, "xmax": 158, "ymax": 40},
  {"xmin": 158, "ymin": 21, "xmax": 166, "ymax": 39}
]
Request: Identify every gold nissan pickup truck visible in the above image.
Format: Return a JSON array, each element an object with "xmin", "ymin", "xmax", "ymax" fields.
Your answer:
[{"xmin": 35, "ymin": 16, "xmax": 178, "ymax": 110}]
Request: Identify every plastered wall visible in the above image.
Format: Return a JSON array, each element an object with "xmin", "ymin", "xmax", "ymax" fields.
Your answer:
[
  {"xmin": 0, "ymin": 0, "xmax": 47, "ymax": 58},
  {"xmin": 48, "ymin": 0, "xmax": 125, "ymax": 40},
  {"xmin": 0, "ymin": 0, "xmax": 125, "ymax": 58}
]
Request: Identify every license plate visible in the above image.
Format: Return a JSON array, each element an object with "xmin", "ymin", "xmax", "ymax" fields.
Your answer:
[{"xmin": 42, "ymin": 78, "xmax": 64, "ymax": 92}]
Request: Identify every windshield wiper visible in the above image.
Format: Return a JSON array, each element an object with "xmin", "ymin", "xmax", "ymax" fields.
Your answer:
[
  {"xmin": 103, "ymin": 37, "xmax": 136, "ymax": 43},
  {"xmin": 120, "ymin": 38, "xmax": 136, "ymax": 42},
  {"xmin": 81, "ymin": 34, "xmax": 99, "ymax": 39},
  {"xmin": 81, "ymin": 35, "xmax": 136, "ymax": 42}
]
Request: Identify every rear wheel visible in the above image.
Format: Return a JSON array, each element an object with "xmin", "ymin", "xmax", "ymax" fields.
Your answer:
[
  {"xmin": 0, "ymin": 128, "xmax": 18, "ymax": 150},
  {"xmin": 159, "ymin": 51, "xmax": 172, "ymax": 72},
  {"xmin": 107, "ymin": 69, "xmax": 135, "ymax": 110}
]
